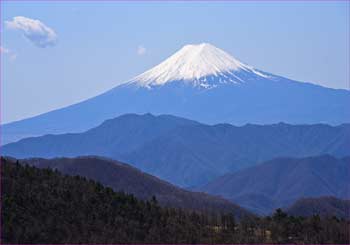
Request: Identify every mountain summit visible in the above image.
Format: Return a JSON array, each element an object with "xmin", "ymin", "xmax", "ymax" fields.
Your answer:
[
  {"xmin": 130, "ymin": 43, "xmax": 267, "ymax": 88},
  {"xmin": 2, "ymin": 43, "xmax": 349, "ymax": 144}
]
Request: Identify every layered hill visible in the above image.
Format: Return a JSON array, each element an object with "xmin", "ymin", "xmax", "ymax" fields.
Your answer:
[
  {"xmin": 3, "ymin": 43, "xmax": 349, "ymax": 144},
  {"xmin": 8, "ymin": 156, "xmax": 250, "ymax": 217},
  {"xmin": 2, "ymin": 114, "xmax": 350, "ymax": 187},
  {"xmin": 198, "ymin": 155, "xmax": 350, "ymax": 215},
  {"xmin": 286, "ymin": 196, "xmax": 350, "ymax": 219}
]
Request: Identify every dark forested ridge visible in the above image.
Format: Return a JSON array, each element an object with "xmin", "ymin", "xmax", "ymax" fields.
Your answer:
[
  {"xmin": 2, "ymin": 157, "xmax": 350, "ymax": 244},
  {"xmin": 14, "ymin": 156, "xmax": 250, "ymax": 217},
  {"xmin": 286, "ymin": 196, "xmax": 350, "ymax": 219},
  {"xmin": 3, "ymin": 113, "xmax": 349, "ymax": 187},
  {"xmin": 199, "ymin": 155, "xmax": 350, "ymax": 215}
]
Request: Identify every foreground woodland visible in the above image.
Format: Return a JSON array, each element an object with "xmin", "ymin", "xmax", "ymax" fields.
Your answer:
[{"xmin": 1, "ymin": 158, "xmax": 349, "ymax": 244}]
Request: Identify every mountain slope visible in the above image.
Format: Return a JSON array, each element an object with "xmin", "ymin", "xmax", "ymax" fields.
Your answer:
[
  {"xmin": 2, "ymin": 114, "xmax": 350, "ymax": 187},
  {"xmin": 3, "ymin": 43, "xmax": 349, "ymax": 144},
  {"xmin": 4, "ymin": 158, "xmax": 349, "ymax": 244},
  {"xmin": 2, "ymin": 113, "xmax": 198, "ymax": 159},
  {"xmin": 11, "ymin": 156, "xmax": 250, "ymax": 217},
  {"xmin": 123, "ymin": 122, "xmax": 350, "ymax": 186},
  {"xmin": 131, "ymin": 43, "xmax": 267, "ymax": 87},
  {"xmin": 286, "ymin": 196, "xmax": 350, "ymax": 219},
  {"xmin": 1, "ymin": 157, "xmax": 251, "ymax": 244},
  {"xmin": 198, "ymin": 155, "xmax": 350, "ymax": 215}
]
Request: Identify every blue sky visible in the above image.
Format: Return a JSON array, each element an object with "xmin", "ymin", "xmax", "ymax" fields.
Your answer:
[{"xmin": 1, "ymin": 1, "xmax": 349, "ymax": 123}]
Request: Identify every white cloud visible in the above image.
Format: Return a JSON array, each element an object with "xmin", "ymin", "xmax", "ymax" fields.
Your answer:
[
  {"xmin": 137, "ymin": 45, "xmax": 146, "ymax": 56},
  {"xmin": 5, "ymin": 16, "xmax": 57, "ymax": 48}
]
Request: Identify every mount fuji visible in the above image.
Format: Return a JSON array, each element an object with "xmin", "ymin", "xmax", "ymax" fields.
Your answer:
[{"xmin": 2, "ymin": 43, "xmax": 349, "ymax": 144}]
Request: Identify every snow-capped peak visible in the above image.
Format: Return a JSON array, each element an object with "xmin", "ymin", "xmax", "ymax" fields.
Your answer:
[{"xmin": 130, "ymin": 43, "xmax": 267, "ymax": 88}]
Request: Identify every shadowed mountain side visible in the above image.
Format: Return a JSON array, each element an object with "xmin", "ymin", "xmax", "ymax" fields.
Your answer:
[
  {"xmin": 14, "ymin": 156, "xmax": 251, "ymax": 218},
  {"xmin": 198, "ymin": 155, "xmax": 350, "ymax": 215},
  {"xmin": 286, "ymin": 196, "xmax": 350, "ymax": 219},
  {"xmin": 2, "ymin": 114, "xmax": 350, "ymax": 187},
  {"xmin": 3, "ymin": 157, "xmax": 349, "ymax": 244}
]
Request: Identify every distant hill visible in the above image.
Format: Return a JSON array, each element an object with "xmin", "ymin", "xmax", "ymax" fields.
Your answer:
[
  {"xmin": 2, "ymin": 114, "xmax": 349, "ymax": 187},
  {"xmin": 286, "ymin": 196, "xmax": 350, "ymax": 219},
  {"xmin": 198, "ymin": 155, "xmax": 350, "ymax": 215},
  {"xmin": 12, "ymin": 156, "xmax": 250, "ymax": 217}
]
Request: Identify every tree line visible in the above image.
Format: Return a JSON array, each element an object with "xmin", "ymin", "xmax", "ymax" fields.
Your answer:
[{"xmin": 1, "ymin": 157, "xmax": 349, "ymax": 244}]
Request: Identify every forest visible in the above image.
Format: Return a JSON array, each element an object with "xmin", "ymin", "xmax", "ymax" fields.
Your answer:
[{"xmin": 1, "ymin": 157, "xmax": 349, "ymax": 244}]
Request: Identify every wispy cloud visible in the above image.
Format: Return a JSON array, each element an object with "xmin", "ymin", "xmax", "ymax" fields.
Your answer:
[
  {"xmin": 0, "ymin": 46, "xmax": 17, "ymax": 61},
  {"xmin": 137, "ymin": 45, "xmax": 146, "ymax": 56},
  {"xmin": 6, "ymin": 16, "xmax": 57, "ymax": 48}
]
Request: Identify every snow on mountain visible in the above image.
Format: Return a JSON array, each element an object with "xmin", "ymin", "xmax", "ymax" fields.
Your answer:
[
  {"xmin": 129, "ymin": 43, "xmax": 268, "ymax": 88},
  {"xmin": 2, "ymin": 42, "xmax": 349, "ymax": 145}
]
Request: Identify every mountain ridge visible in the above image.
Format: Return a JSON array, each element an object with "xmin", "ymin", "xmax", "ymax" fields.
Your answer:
[
  {"xmin": 286, "ymin": 196, "xmax": 350, "ymax": 219},
  {"xmin": 3, "ymin": 113, "xmax": 349, "ymax": 187},
  {"xmin": 2, "ymin": 43, "xmax": 349, "ymax": 144},
  {"xmin": 198, "ymin": 155, "xmax": 350, "ymax": 214},
  {"xmin": 6, "ymin": 155, "xmax": 251, "ymax": 217}
]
